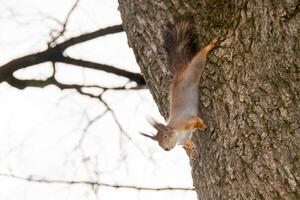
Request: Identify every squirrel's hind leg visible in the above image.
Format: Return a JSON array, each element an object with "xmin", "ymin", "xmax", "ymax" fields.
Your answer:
[
  {"xmin": 189, "ymin": 37, "xmax": 218, "ymax": 68},
  {"xmin": 183, "ymin": 116, "xmax": 206, "ymax": 130},
  {"xmin": 202, "ymin": 37, "xmax": 218, "ymax": 54}
]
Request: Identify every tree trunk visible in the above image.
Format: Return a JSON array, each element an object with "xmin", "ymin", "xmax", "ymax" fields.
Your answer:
[{"xmin": 118, "ymin": 0, "xmax": 300, "ymax": 199}]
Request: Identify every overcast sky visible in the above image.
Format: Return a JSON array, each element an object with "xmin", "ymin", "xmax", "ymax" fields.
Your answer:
[{"xmin": 0, "ymin": 0, "xmax": 196, "ymax": 199}]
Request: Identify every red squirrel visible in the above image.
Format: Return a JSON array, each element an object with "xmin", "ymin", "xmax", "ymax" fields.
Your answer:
[{"xmin": 141, "ymin": 15, "xmax": 217, "ymax": 157}]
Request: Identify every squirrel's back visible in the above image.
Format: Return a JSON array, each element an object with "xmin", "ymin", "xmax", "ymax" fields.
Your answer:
[{"xmin": 164, "ymin": 15, "xmax": 198, "ymax": 73}]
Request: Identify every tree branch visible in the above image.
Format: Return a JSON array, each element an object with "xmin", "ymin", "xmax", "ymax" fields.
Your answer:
[
  {"xmin": 0, "ymin": 25, "xmax": 145, "ymax": 88},
  {"xmin": 49, "ymin": 0, "xmax": 81, "ymax": 45},
  {"xmin": 0, "ymin": 173, "xmax": 195, "ymax": 191},
  {"xmin": 6, "ymin": 75, "xmax": 143, "ymax": 91},
  {"xmin": 58, "ymin": 25, "xmax": 123, "ymax": 50},
  {"xmin": 0, "ymin": 51, "xmax": 54, "ymax": 84},
  {"xmin": 59, "ymin": 56, "xmax": 145, "ymax": 85}
]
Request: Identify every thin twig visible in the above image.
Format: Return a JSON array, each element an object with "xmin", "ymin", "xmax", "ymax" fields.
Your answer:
[
  {"xmin": 75, "ymin": 109, "xmax": 109, "ymax": 149},
  {"xmin": 0, "ymin": 173, "xmax": 195, "ymax": 191},
  {"xmin": 48, "ymin": 0, "xmax": 81, "ymax": 46},
  {"xmin": 98, "ymin": 95, "xmax": 152, "ymax": 160}
]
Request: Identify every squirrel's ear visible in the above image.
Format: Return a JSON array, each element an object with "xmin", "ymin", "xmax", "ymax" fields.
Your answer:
[
  {"xmin": 152, "ymin": 123, "xmax": 165, "ymax": 131},
  {"xmin": 140, "ymin": 132, "xmax": 157, "ymax": 141},
  {"xmin": 146, "ymin": 116, "xmax": 157, "ymax": 126},
  {"xmin": 145, "ymin": 116, "xmax": 166, "ymax": 132}
]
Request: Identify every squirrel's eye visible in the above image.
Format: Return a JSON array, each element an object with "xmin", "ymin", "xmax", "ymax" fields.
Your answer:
[{"xmin": 164, "ymin": 135, "xmax": 168, "ymax": 139}]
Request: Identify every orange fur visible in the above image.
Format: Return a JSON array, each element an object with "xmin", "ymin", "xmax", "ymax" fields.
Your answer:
[{"xmin": 182, "ymin": 116, "xmax": 206, "ymax": 131}]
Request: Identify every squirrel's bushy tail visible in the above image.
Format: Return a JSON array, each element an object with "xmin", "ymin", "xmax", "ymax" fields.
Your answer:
[{"xmin": 164, "ymin": 15, "xmax": 198, "ymax": 73}]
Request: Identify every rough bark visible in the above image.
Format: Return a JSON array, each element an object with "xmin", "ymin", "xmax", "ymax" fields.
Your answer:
[{"xmin": 118, "ymin": 0, "xmax": 300, "ymax": 199}]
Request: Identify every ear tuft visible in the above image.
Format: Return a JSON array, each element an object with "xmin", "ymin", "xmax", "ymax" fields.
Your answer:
[
  {"xmin": 152, "ymin": 123, "xmax": 165, "ymax": 131},
  {"xmin": 146, "ymin": 116, "xmax": 165, "ymax": 131},
  {"xmin": 140, "ymin": 132, "xmax": 157, "ymax": 141},
  {"xmin": 146, "ymin": 116, "xmax": 157, "ymax": 126}
]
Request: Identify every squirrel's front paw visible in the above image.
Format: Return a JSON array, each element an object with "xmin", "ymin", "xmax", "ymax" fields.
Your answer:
[
  {"xmin": 211, "ymin": 37, "xmax": 218, "ymax": 47},
  {"xmin": 183, "ymin": 146, "xmax": 197, "ymax": 160},
  {"xmin": 183, "ymin": 139, "xmax": 197, "ymax": 160}
]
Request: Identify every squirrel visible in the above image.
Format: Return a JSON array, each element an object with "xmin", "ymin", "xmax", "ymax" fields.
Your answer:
[{"xmin": 141, "ymin": 15, "xmax": 217, "ymax": 157}]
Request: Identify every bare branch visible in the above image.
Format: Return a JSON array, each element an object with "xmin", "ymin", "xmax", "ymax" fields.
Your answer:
[
  {"xmin": 0, "ymin": 51, "xmax": 53, "ymax": 84},
  {"xmin": 0, "ymin": 25, "xmax": 144, "ymax": 88},
  {"xmin": 57, "ymin": 25, "xmax": 123, "ymax": 50},
  {"xmin": 6, "ymin": 75, "xmax": 142, "ymax": 92},
  {"xmin": 0, "ymin": 173, "xmax": 195, "ymax": 191},
  {"xmin": 75, "ymin": 109, "xmax": 109, "ymax": 149},
  {"xmin": 64, "ymin": 0, "xmax": 80, "ymax": 25},
  {"xmin": 49, "ymin": 0, "xmax": 81, "ymax": 45},
  {"xmin": 98, "ymin": 96, "xmax": 153, "ymax": 160},
  {"xmin": 60, "ymin": 56, "xmax": 145, "ymax": 85}
]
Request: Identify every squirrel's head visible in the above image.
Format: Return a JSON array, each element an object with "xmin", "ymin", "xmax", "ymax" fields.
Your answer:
[{"xmin": 141, "ymin": 122, "xmax": 177, "ymax": 151}]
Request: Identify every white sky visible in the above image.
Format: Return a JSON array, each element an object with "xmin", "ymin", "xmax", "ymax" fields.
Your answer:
[{"xmin": 0, "ymin": 0, "xmax": 197, "ymax": 199}]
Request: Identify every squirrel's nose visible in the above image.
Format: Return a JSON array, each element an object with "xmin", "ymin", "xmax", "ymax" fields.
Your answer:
[{"xmin": 165, "ymin": 147, "xmax": 170, "ymax": 151}]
